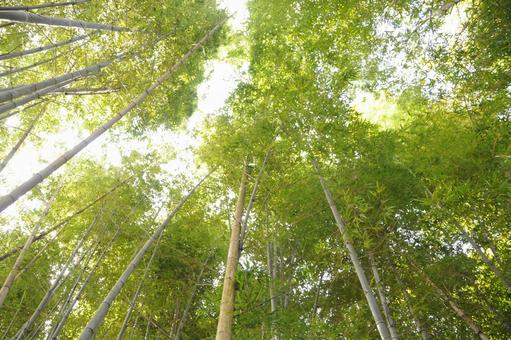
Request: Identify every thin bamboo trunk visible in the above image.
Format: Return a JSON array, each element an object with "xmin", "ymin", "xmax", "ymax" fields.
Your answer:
[
  {"xmin": 0, "ymin": 49, "xmax": 70, "ymax": 77},
  {"xmin": 0, "ymin": 189, "xmax": 59, "ymax": 307},
  {"xmin": 0, "ymin": 11, "xmax": 129, "ymax": 32},
  {"xmin": 0, "ymin": 55, "xmax": 119, "ymax": 103},
  {"xmin": 0, "ymin": 18, "xmax": 227, "ymax": 214},
  {"xmin": 239, "ymin": 149, "xmax": 271, "ymax": 252},
  {"xmin": 0, "ymin": 1, "xmax": 88, "ymax": 11},
  {"xmin": 0, "ymin": 175, "xmax": 131, "ymax": 262},
  {"xmin": 312, "ymin": 158, "xmax": 391, "ymax": 340},
  {"xmin": 0, "ymin": 34, "xmax": 87, "ymax": 61},
  {"xmin": 116, "ymin": 231, "xmax": 164, "ymax": 340},
  {"xmin": 0, "ymin": 100, "xmax": 43, "ymax": 122},
  {"xmin": 452, "ymin": 220, "xmax": 511, "ymax": 294},
  {"xmin": 265, "ymin": 203, "xmax": 277, "ymax": 315},
  {"xmin": 14, "ymin": 211, "xmax": 99, "ymax": 339},
  {"xmin": 78, "ymin": 172, "xmax": 211, "ymax": 340},
  {"xmin": 369, "ymin": 253, "xmax": 399, "ymax": 340},
  {"xmin": 0, "ymin": 78, "xmax": 74, "ymax": 116},
  {"xmin": 52, "ymin": 87, "xmax": 119, "ymax": 95},
  {"xmin": 174, "ymin": 253, "xmax": 211, "ymax": 339},
  {"xmin": 216, "ymin": 162, "xmax": 249, "ymax": 340},
  {"xmin": 391, "ymin": 266, "xmax": 430, "ymax": 340},
  {"xmin": 48, "ymin": 241, "xmax": 99, "ymax": 339},
  {"xmin": 51, "ymin": 231, "xmax": 118, "ymax": 339},
  {"xmin": 1, "ymin": 291, "xmax": 26, "ymax": 338},
  {"xmin": 412, "ymin": 261, "xmax": 489, "ymax": 340},
  {"xmin": 481, "ymin": 229, "xmax": 503, "ymax": 267},
  {"xmin": 309, "ymin": 272, "xmax": 324, "ymax": 340},
  {"xmin": 0, "ymin": 108, "xmax": 43, "ymax": 173}
]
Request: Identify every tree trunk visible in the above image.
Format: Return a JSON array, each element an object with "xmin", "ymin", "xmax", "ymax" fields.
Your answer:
[
  {"xmin": 0, "ymin": 78, "xmax": 74, "ymax": 116},
  {"xmin": 51, "ymin": 231, "xmax": 118, "ymax": 339},
  {"xmin": 392, "ymin": 266, "xmax": 430, "ymax": 340},
  {"xmin": 0, "ymin": 34, "xmax": 87, "ymax": 61},
  {"xmin": 0, "ymin": 108, "xmax": 43, "ymax": 173},
  {"xmin": 369, "ymin": 253, "xmax": 399, "ymax": 340},
  {"xmin": 0, "ymin": 18, "xmax": 227, "ymax": 214},
  {"xmin": 0, "ymin": 175, "xmax": 132, "ymax": 262},
  {"xmin": 239, "ymin": 149, "xmax": 271, "ymax": 253},
  {"xmin": 14, "ymin": 211, "xmax": 99, "ymax": 339},
  {"xmin": 78, "ymin": 172, "xmax": 210, "ymax": 340},
  {"xmin": 0, "ymin": 189, "xmax": 59, "ymax": 307},
  {"xmin": 1, "ymin": 291, "xmax": 25, "ymax": 339},
  {"xmin": 0, "ymin": 55, "xmax": 119, "ymax": 103},
  {"xmin": 48, "ymin": 240, "xmax": 99, "ymax": 338},
  {"xmin": 265, "ymin": 203, "xmax": 277, "ymax": 315},
  {"xmin": 0, "ymin": 100, "xmax": 44, "ymax": 121},
  {"xmin": 0, "ymin": 49, "xmax": 72, "ymax": 77},
  {"xmin": 174, "ymin": 253, "xmax": 211, "ymax": 340},
  {"xmin": 452, "ymin": 220, "xmax": 511, "ymax": 294},
  {"xmin": 312, "ymin": 158, "xmax": 391, "ymax": 340},
  {"xmin": 0, "ymin": 10, "xmax": 129, "ymax": 32},
  {"xmin": 216, "ymin": 162, "xmax": 249, "ymax": 340},
  {"xmin": 52, "ymin": 87, "xmax": 119, "ymax": 95},
  {"xmin": 116, "ymin": 230, "xmax": 164, "ymax": 340},
  {"xmin": 309, "ymin": 272, "xmax": 324, "ymax": 340},
  {"xmin": 413, "ymin": 261, "xmax": 489, "ymax": 340},
  {"xmin": 0, "ymin": 0, "xmax": 88, "ymax": 11}
]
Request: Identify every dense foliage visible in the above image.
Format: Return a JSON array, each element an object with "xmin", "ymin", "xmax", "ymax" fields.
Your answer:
[{"xmin": 0, "ymin": 0, "xmax": 509, "ymax": 339}]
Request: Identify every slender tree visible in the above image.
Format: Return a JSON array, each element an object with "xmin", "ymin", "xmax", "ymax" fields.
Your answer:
[
  {"xmin": 14, "ymin": 210, "xmax": 100, "ymax": 339},
  {"xmin": 216, "ymin": 162, "xmax": 249, "ymax": 340},
  {"xmin": 50, "ymin": 230, "xmax": 119, "ymax": 339},
  {"xmin": 0, "ymin": 188, "xmax": 60, "ymax": 307},
  {"xmin": 239, "ymin": 149, "xmax": 271, "ymax": 253},
  {"xmin": 369, "ymin": 253, "xmax": 399, "ymax": 340},
  {"xmin": 0, "ymin": 17, "xmax": 227, "ymax": 214},
  {"xmin": 0, "ymin": 34, "xmax": 87, "ymax": 61},
  {"xmin": 116, "ymin": 229, "xmax": 164, "ymax": 340},
  {"xmin": 0, "ymin": 10, "xmax": 130, "ymax": 32},
  {"xmin": 0, "ymin": 1, "xmax": 88, "ymax": 11},
  {"xmin": 0, "ymin": 175, "xmax": 133, "ymax": 262},
  {"xmin": 78, "ymin": 172, "xmax": 211, "ymax": 339},
  {"xmin": 312, "ymin": 158, "xmax": 391, "ymax": 340},
  {"xmin": 174, "ymin": 253, "xmax": 211, "ymax": 339},
  {"xmin": 416, "ymin": 263, "xmax": 489, "ymax": 340},
  {"xmin": 0, "ymin": 108, "xmax": 44, "ymax": 173}
]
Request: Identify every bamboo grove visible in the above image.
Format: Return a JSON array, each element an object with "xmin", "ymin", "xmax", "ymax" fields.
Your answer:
[{"xmin": 0, "ymin": 0, "xmax": 510, "ymax": 339}]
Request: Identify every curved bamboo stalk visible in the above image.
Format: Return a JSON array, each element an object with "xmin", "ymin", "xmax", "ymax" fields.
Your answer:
[
  {"xmin": 0, "ymin": 11, "xmax": 130, "ymax": 32},
  {"xmin": 0, "ymin": 17, "xmax": 228, "ymax": 214},
  {"xmin": 14, "ymin": 211, "xmax": 100, "ymax": 339},
  {"xmin": 49, "ymin": 231, "xmax": 118, "ymax": 339},
  {"xmin": 116, "ymin": 212, "xmax": 164, "ymax": 340},
  {"xmin": 369, "ymin": 253, "xmax": 399, "ymax": 340},
  {"xmin": 312, "ymin": 158, "xmax": 391, "ymax": 340},
  {"xmin": 0, "ymin": 188, "xmax": 61, "ymax": 308},
  {"xmin": 0, "ymin": 175, "xmax": 133, "ymax": 262},
  {"xmin": 239, "ymin": 149, "xmax": 271, "ymax": 253},
  {"xmin": 0, "ymin": 34, "xmax": 87, "ymax": 61},
  {"xmin": 78, "ymin": 172, "xmax": 211, "ymax": 339},
  {"xmin": 174, "ymin": 253, "xmax": 211, "ymax": 339},
  {"xmin": 0, "ymin": 108, "xmax": 44, "ymax": 173},
  {"xmin": 0, "ymin": 1, "xmax": 88, "ymax": 11}
]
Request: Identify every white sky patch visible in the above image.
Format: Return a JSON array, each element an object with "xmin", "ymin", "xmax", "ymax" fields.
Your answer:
[{"xmin": 0, "ymin": 0, "xmax": 250, "ymax": 231}]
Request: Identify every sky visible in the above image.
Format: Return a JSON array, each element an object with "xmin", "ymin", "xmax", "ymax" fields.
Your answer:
[{"xmin": 0, "ymin": 0, "xmax": 250, "ymax": 229}]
